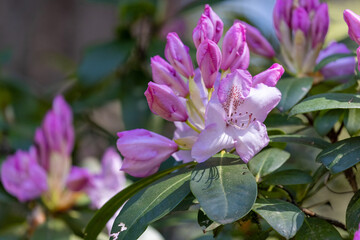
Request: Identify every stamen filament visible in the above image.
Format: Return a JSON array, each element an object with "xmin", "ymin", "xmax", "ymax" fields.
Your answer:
[{"xmin": 186, "ymin": 120, "xmax": 201, "ymax": 133}]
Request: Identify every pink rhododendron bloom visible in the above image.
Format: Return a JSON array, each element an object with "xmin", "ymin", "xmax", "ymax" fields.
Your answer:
[
  {"xmin": 192, "ymin": 67, "xmax": 283, "ymax": 163},
  {"xmin": 344, "ymin": 9, "xmax": 360, "ymax": 45},
  {"xmin": 117, "ymin": 129, "xmax": 179, "ymax": 177},
  {"xmin": 145, "ymin": 82, "xmax": 188, "ymax": 122},
  {"xmin": 1, "ymin": 147, "xmax": 48, "ymax": 202},
  {"xmin": 316, "ymin": 41, "xmax": 355, "ymax": 81},
  {"xmin": 355, "ymin": 223, "xmax": 360, "ymax": 240},
  {"xmin": 151, "ymin": 55, "xmax": 189, "ymax": 97}
]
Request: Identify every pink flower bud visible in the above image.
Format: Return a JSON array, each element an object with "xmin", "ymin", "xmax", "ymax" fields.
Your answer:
[
  {"xmin": 117, "ymin": 129, "xmax": 179, "ymax": 177},
  {"xmin": 310, "ymin": 3, "xmax": 329, "ymax": 48},
  {"xmin": 66, "ymin": 167, "xmax": 91, "ymax": 192},
  {"xmin": 145, "ymin": 82, "xmax": 188, "ymax": 122},
  {"xmin": 344, "ymin": 9, "xmax": 360, "ymax": 45},
  {"xmin": 203, "ymin": 4, "xmax": 224, "ymax": 43},
  {"xmin": 240, "ymin": 22, "xmax": 275, "ymax": 58},
  {"xmin": 273, "ymin": 0, "xmax": 294, "ymax": 39},
  {"xmin": 34, "ymin": 95, "xmax": 74, "ymax": 171},
  {"xmin": 221, "ymin": 22, "xmax": 246, "ymax": 70},
  {"xmin": 229, "ymin": 43, "xmax": 250, "ymax": 71},
  {"xmin": 316, "ymin": 41, "xmax": 355, "ymax": 81},
  {"xmin": 196, "ymin": 39, "xmax": 222, "ymax": 88},
  {"xmin": 292, "ymin": 7, "xmax": 310, "ymax": 36},
  {"xmin": 193, "ymin": 14, "xmax": 215, "ymax": 48},
  {"xmin": 165, "ymin": 32, "xmax": 194, "ymax": 78},
  {"xmin": 151, "ymin": 56, "xmax": 189, "ymax": 97},
  {"xmin": 299, "ymin": 0, "xmax": 320, "ymax": 12},
  {"xmin": 252, "ymin": 63, "xmax": 285, "ymax": 87},
  {"xmin": 1, "ymin": 147, "xmax": 48, "ymax": 202}
]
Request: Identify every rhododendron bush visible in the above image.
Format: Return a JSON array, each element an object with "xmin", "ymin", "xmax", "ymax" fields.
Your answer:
[{"xmin": 2, "ymin": 0, "xmax": 360, "ymax": 239}]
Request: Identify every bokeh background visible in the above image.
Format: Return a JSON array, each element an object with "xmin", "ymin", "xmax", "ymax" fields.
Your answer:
[{"xmin": 0, "ymin": 0, "xmax": 360, "ymax": 239}]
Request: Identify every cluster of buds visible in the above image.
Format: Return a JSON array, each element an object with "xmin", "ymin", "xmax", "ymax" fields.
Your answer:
[
  {"xmin": 344, "ymin": 9, "xmax": 360, "ymax": 72},
  {"xmin": 273, "ymin": 0, "xmax": 329, "ymax": 76},
  {"xmin": 116, "ymin": 5, "xmax": 284, "ymax": 178}
]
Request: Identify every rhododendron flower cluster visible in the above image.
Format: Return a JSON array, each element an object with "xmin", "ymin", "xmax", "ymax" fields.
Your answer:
[
  {"xmin": 1, "ymin": 96, "xmax": 89, "ymax": 209},
  {"xmin": 273, "ymin": 0, "xmax": 329, "ymax": 75},
  {"xmin": 116, "ymin": 4, "xmax": 284, "ymax": 178}
]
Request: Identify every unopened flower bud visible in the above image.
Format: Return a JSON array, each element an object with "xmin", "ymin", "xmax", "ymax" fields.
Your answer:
[
  {"xmin": 193, "ymin": 14, "xmax": 215, "ymax": 48},
  {"xmin": 252, "ymin": 63, "xmax": 285, "ymax": 87},
  {"xmin": 196, "ymin": 39, "xmax": 222, "ymax": 88},
  {"xmin": 292, "ymin": 7, "xmax": 310, "ymax": 36},
  {"xmin": 145, "ymin": 82, "xmax": 188, "ymax": 122},
  {"xmin": 165, "ymin": 32, "xmax": 194, "ymax": 78},
  {"xmin": 311, "ymin": 3, "xmax": 329, "ymax": 48},
  {"xmin": 1, "ymin": 147, "xmax": 48, "ymax": 202},
  {"xmin": 230, "ymin": 43, "xmax": 250, "ymax": 71},
  {"xmin": 316, "ymin": 41, "xmax": 355, "ymax": 81},
  {"xmin": 203, "ymin": 4, "xmax": 223, "ymax": 43},
  {"xmin": 151, "ymin": 56, "xmax": 189, "ymax": 97},
  {"xmin": 221, "ymin": 22, "xmax": 246, "ymax": 70},
  {"xmin": 240, "ymin": 21, "xmax": 275, "ymax": 58},
  {"xmin": 273, "ymin": 0, "xmax": 293, "ymax": 40},
  {"xmin": 117, "ymin": 129, "xmax": 179, "ymax": 177},
  {"xmin": 299, "ymin": 0, "xmax": 320, "ymax": 12},
  {"xmin": 344, "ymin": 9, "xmax": 360, "ymax": 45},
  {"xmin": 357, "ymin": 47, "xmax": 360, "ymax": 72}
]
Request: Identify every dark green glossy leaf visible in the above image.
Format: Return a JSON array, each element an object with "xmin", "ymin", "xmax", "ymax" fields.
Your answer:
[
  {"xmin": 276, "ymin": 77, "xmax": 313, "ymax": 112},
  {"xmin": 83, "ymin": 162, "xmax": 195, "ymax": 240},
  {"xmin": 314, "ymin": 53, "xmax": 356, "ymax": 72},
  {"xmin": 314, "ymin": 110, "xmax": 343, "ymax": 136},
  {"xmin": 269, "ymin": 135, "xmax": 331, "ymax": 149},
  {"xmin": 316, "ymin": 137, "xmax": 360, "ymax": 174},
  {"xmin": 110, "ymin": 169, "xmax": 191, "ymax": 240},
  {"xmin": 295, "ymin": 217, "xmax": 342, "ymax": 240},
  {"xmin": 346, "ymin": 190, "xmax": 360, "ymax": 235},
  {"xmin": 248, "ymin": 148, "xmax": 290, "ymax": 181},
  {"xmin": 253, "ymin": 199, "xmax": 304, "ymax": 239},
  {"xmin": 264, "ymin": 114, "xmax": 304, "ymax": 127},
  {"xmin": 289, "ymin": 93, "xmax": 360, "ymax": 117},
  {"xmin": 190, "ymin": 157, "xmax": 257, "ymax": 224},
  {"xmin": 262, "ymin": 170, "xmax": 313, "ymax": 185},
  {"xmin": 78, "ymin": 41, "xmax": 133, "ymax": 85},
  {"xmin": 345, "ymin": 109, "xmax": 360, "ymax": 136}
]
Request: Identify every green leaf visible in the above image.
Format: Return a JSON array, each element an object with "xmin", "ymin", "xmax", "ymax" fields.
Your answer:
[
  {"xmin": 252, "ymin": 199, "xmax": 304, "ymax": 239},
  {"xmin": 262, "ymin": 170, "xmax": 313, "ymax": 185},
  {"xmin": 295, "ymin": 217, "xmax": 342, "ymax": 240},
  {"xmin": 190, "ymin": 157, "xmax": 257, "ymax": 224},
  {"xmin": 344, "ymin": 109, "xmax": 360, "ymax": 136},
  {"xmin": 314, "ymin": 110, "xmax": 343, "ymax": 136},
  {"xmin": 269, "ymin": 135, "xmax": 330, "ymax": 149},
  {"xmin": 289, "ymin": 93, "xmax": 360, "ymax": 117},
  {"xmin": 78, "ymin": 41, "xmax": 133, "ymax": 85},
  {"xmin": 111, "ymin": 169, "xmax": 191, "ymax": 240},
  {"xmin": 276, "ymin": 77, "xmax": 313, "ymax": 112},
  {"xmin": 83, "ymin": 162, "xmax": 195, "ymax": 240},
  {"xmin": 264, "ymin": 114, "xmax": 304, "ymax": 127},
  {"xmin": 316, "ymin": 137, "xmax": 360, "ymax": 174},
  {"xmin": 248, "ymin": 148, "xmax": 290, "ymax": 181},
  {"xmin": 314, "ymin": 53, "xmax": 356, "ymax": 72},
  {"xmin": 346, "ymin": 190, "xmax": 360, "ymax": 235}
]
